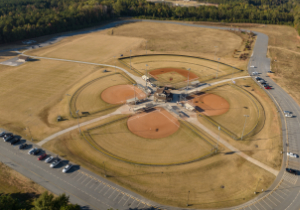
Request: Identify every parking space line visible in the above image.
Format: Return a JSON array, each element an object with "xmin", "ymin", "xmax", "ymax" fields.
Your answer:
[
  {"xmin": 118, "ymin": 194, "xmax": 126, "ymax": 203},
  {"xmin": 108, "ymin": 190, "xmax": 115, "ymax": 198},
  {"xmin": 123, "ymin": 196, "xmax": 131, "ymax": 207},
  {"xmin": 94, "ymin": 182, "xmax": 102, "ymax": 191},
  {"xmin": 129, "ymin": 199, "xmax": 135, "ymax": 207},
  {"xmin": 80, "ymin": 176, "xmax": 90, "ymax": 184},
  {"xmin": 99, "ymin": 185, "xmax": 107, "ymax": 193},
  {"xmin": 265, "ymin": 196, "xmax": 277, "ymax": 206},
  {"xmin": 261, "ymin": 199, "xmax": 272, "ymax": 208},
  {"xmin": 273, "ymin": 190, "xmax": 285, "ymax": 199},
  {"xmin": 104, "ymin": 187, "xmax": 112, "ymax": 196},
  {"xmin": 76, "ymin": 174, "xmax": 85, "ymax": 182},
  {"xmin": 256, "ymin": 201, "xmax": 267, "ymax": 210},
  {"xmin": 113, "ymin": 192, "xmax": 121, "ymax": 201},
  {"xmin": 89, "ymin": 181, "xmax": 98, "ymax": 189},
  {"xmin": 269, "ymin": 193, "xmax": 280, "ymax": 203},
  {"xmin": 85, "ymin": 178, "xmax": 94, "ymax": 187}
]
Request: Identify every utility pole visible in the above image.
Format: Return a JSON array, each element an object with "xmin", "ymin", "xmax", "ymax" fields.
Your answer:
[
  {"xmin": 76, "ymin": 110, "xmax": 81, "ymax": 135},
  {"xmin": 241, "ymin": 115, "xmax": 249, "ymax": 140},
  {"xmin": 66, "ymin": 94, "xmax": 72, "ymax": 117},
  {"xmin": 27, "ymin": 126, "xmax": 33, "ymax": 141},
  {"xmin": 254, "ymin": 178, "xmax": 261, "ymax": 194}
]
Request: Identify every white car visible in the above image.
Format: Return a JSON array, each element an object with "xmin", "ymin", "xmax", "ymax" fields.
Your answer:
[
  {"xmin": 28, "ymin": 148, "xmax": 37, "ymax": 155},
  {"xmin": 45, "ymin": 156, "xmax": 54, "ymax": 163},
  {"xmin": 287, "ymin": 152, "xmax": 298, "ymax": 158},
  {"xmin": 250, "ymin": 65, "xmax": 255, "ymax": 68},
  {"xmin": 50, "ymin": 158, "xmax": 61, "ymax": 168},
  {"xmin": 62, "ymin": 164, "xmax": 73, "ymax": 173}
]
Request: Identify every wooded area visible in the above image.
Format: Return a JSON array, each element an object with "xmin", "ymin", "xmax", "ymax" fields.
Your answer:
[{"xmin": 0, "ymin": 0, "xmax": 298, "ymax": 44}]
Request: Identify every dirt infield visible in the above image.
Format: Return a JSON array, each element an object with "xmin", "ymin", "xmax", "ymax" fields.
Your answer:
[
  {"xmin": 101, "ymin": 85, "xmax": 147, "ymax": 104},
  {"xmin": 149, "ymin": 68, "xmax": 198, "ymax": 81},
  {"xmin": 127, "ymin": 107, "xmax": 180, "ymax": 139},
  {"xmin": 189, "ymin": 93, "xmax": 230, "ymax": 116}
]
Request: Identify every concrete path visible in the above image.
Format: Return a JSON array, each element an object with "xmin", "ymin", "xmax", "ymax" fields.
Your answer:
[
  {"xmin": 37, "ymin": 105, "xmax": 132, "ymax": 146},
  {"xmin": 187, "ymin": 116, "xmax": 279, "ymax": 176}
]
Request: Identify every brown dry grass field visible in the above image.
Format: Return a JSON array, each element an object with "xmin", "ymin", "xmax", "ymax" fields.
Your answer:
[
  {"xmin": 85, "ymin": 116, "xmax": 214, "ymax": 165},
  {"xmin": 44, "ymin": 117, "xmax": 275, "ymax": 209},
  {"xmin": 0, "ymin": 162, "xmax": 48, "ymax": 198},
  {"xmin": 199, "ymin": 84, "xmax": 261, "ymax": 139},
  {"xmin": 198, "ymin": 77, "xmax": 282, "ymax": 170}
]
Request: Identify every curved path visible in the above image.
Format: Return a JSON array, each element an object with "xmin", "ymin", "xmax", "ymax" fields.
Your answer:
[{"xmin": 1, "ymin": 19, "xmax": 299, "ymax": 210}]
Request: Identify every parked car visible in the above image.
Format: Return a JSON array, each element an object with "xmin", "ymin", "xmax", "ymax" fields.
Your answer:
[
  {"xmin": 287, "ymin": 152, "xmax": 298, "ymax": 158},
  {"xmin": 33, "ymin": 148, "xmax": 41, "ymax": 155},
  {"xmin": 10, "ymin": 138, "xmax": 20, "ymax": 145},
  {"xmin": 62, "ymin": 164, "xmax": 73, "ymax": 173},
  {"xmin": 45, "ymin": 156, "xmax": 54, "ymax": 163},
  {"xmin": 4, "ymin": 136, "xmax": 14, "ymax": 142},
  {"xmin": 3, "ymin": 133, "xmax": 13, "ymax": 140},
  {"xmin": 28, "ymin": 148, "xmax": 37, "ymax": 155},
  {"xmin": 265, "ymin": 86, "xmax": 272, "ymax": 89},
  {"xmin": 250, "ymin": 65, "xmax": 255, "ymax": 68},
  {"xmin": 263, "ymin": 84, "xmax": 269, "ymax": 87},
  {"xmin": 267, "ymin": 71, "xmax": 273, "ymax": 73},
  {"xmin": 0, "ymin": 131, "xmax": 6, "ymax": 137},
  {"xmin": 50, "ymin": 158, "xmax": 61, "ymax": 168},
  {"xmin": 255, "ymin": 77, "xmax": 261, "ymax": 81},
  {"xmin": 286, "ymin": 168, "xmax": 297, "ymax": 175},
  {"xmin": 284, "ymin": 111, "xmax": 293, "ymax": 118},
  {"xmin": 38, "ymin": 153, "xmax": 47, "ymax": 160},
  {"xmin": 258, "ymin": 79, "xmax": 265, "ymax": 83},
  {"xmin": 19, "ymin": 143, "xmax": 27, "ymax": 149}
]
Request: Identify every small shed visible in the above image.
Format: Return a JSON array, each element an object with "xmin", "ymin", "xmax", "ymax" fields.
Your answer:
[{"xmin": 18, "ymin": 55, "xmax": 30, "ymax": 62}]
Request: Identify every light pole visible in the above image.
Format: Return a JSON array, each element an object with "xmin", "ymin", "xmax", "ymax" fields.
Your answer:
[
  {"xmin": 186, "ymin": 68, "xmax": 191, "ymax": 101},
  {"xmin": 186, "ymin": 190, "xmax": 190, "ymax": 206},
  {"xmin": 76, "ymin": 110, "xmax": 81, "ymax": 135},
  {"xmin": 130, "ymin": 50, "xmax": 132, "ymax": 72},
  {"xmin": 217, "ymin": 126, "xmax": 221, "ymax": 151},
  {"xmin": 146, "ymin": 41, "xmax": 148, "ymax": 54},
  {"xmin": 254, "ymin": 178, "xmax": 261, "ymax": 194},
  {"xmin": 241, "ymin": 115, "xmax": 249, "ymax": 140},
  {"xmin": 214, "ymin": 46, "xmax": 218, "ymax": 60},
  {"xmin": 113, "ymin": 56, "xmax": 116, "ymax": 74},
  {"xmin": 216, "ymin": 58, "xmax": 220, "ymax": 78}
]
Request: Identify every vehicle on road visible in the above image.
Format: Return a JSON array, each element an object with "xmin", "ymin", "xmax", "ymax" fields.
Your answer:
[
  {"xmin": 287, "ymin": 152, "xmax": 298, "ymax": 158},
  {"xmin": 265, "ymin": 86, "xmax": 272, "ymax": 89},
  {"xmin": 19, "ymin": 143, "xmax": 27, "ymax": 149},
  {"xmin": 263, "ymin": 84, "xmax": 269, "ymax": 87},
  {"xmin": 50, "ymin": 158, "xmax": 61, "ymax": 168},
  {"xmin": 62, "ymin": 164, "xmax": 73, "ymax": 173},
  {"xmin": 267, "ymin": 71, "xmax": 273, "ymax": 73},
  {"xmin": 33, "ymin": 148, "xmax": 41, "ymax": 155},
  {"xmin": 3, "ymin": 133, "xmax": 13, "ymax": 140},
  {"xmin": 38, "ymin": 153, "xmax": 47, "ymax": 160},
  {"xmin": 284, "ymin": 111, "xmax": 293, "ymax": 118},
  {"xmin": 252, "ymin": 72, "xmax": 258, "ymax": 76},
  {"xmin": 258, "ymin": 79, "xmax": 265, "ymax": 83},
  {"xmin": 28, "ymin": 148, "xmax": 37, "ymax": 155},
  {"xmin": 286, "ymin": 168, "xmax": 297, "ymax": 175},
  {"xmin": 45, "ymin": 156, "xmax": 54, "ymax": 163},
  {"xmin": 255, "ymin": 77, "xmax": 261, "ymax": 81},
  {"xmin": 10, "ymin": 138, "xmax": 20, "ymax": 145},
  {"xmin": 250, "ymin": 65, "xmax": 255, "ymax": 68}
]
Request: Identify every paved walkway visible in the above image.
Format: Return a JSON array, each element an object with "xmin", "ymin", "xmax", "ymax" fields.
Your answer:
[{"xmin": 187, "ymin": 116, "xmax": 279, "ymax": 176}]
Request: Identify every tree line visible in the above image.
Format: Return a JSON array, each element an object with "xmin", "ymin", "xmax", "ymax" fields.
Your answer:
[
  {"xmin": 0, "ymin": 192, "xmax": 80, "ymax": 210},
  {"xmin": 0, "ymin": 0, "xmax": 298, "ymax": 44}
]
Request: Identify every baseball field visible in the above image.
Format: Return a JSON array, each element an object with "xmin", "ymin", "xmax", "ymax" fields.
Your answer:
[{"xmin": 0, "ymin": 21, "xmax": 282, "ymax": 208}]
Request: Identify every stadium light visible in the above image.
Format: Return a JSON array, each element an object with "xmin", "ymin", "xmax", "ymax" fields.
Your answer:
[
  {"xmin": 76, "ymin": 110, "xmax": 81, "ymax": 135},
  {"xmin": 241, "ymin": 115, "xmax": 249, "ymax": 140},
  {"xmin": 254, "ymin": 178, "xmax": 261, "ymax": 194},
  {"xmin": 146, "ymin": 41, "xmax": 148, "ymax": 55}
]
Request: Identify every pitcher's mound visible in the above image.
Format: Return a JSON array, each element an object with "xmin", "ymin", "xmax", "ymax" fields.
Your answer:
[
  {"xmin": 101, "ymin": 84, "xmax": 147, "ymax": 104},
  {"xmin": 127, "ymin": 108, "xmax": 180, "ymax": 139},
  {"xmin": 190, "ymin": 93, "xmax": 229, "ymax": 116}
]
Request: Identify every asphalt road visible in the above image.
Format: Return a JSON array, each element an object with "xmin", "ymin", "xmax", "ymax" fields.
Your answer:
[{"xmin": 1, "ymin": 19, "xmax": 300, "ymax": 210}]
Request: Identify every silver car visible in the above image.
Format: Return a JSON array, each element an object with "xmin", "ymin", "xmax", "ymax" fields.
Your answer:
[
  {"xmin": 62, "ymin": 164, "xmax": 73, "ymax": 173},
  {"xmin": 45, "ymin": 156, "xmax": 54, "ymax": 163},
  {"xmin": 50, "ymin": 158, "xmax": 61, "ymax": 168}
]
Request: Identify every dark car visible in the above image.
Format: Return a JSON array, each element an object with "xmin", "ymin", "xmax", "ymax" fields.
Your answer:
[
  {"xmin": 19, "ymin": 143, "xmax": 27, "ymax": 149},
  {"xmin": 4, "ymin": 136, "xmax": 14, "ymax": 142},
  {"xmin": 3, "ymin": 133, "xmax": 13, "ymax": 139},
  {"xmin": 263, "ymin": 84, "xmax": 269, "ymax": 87},
  {"xmin": 10, "ymin": 138, "xmax": 20, "ymax": 145},
  {"xmin": 286, "ymin": 168, "xmax": 297, "ymax": 175},
  {"xmin": 0, "ymin": 131, "xmax": 6, "ymax": 137},
  {"xmin": 33, "ymin": 148, "xmax": 41, "ymax": 155}
]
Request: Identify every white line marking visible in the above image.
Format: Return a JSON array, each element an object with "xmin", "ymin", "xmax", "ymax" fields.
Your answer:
[
  {"xmin": 118, "ymin": 194, "xmax": 126, "ymax": 203},
  {"xmin": 123, "ymin": 196, "xmax": 131, "ymax": 207}
]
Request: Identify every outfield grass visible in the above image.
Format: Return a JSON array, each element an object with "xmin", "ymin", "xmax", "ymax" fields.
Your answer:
[
  {"xmin": 198, "ymin": 78, "xmax": 282, "ymax": 170},
  {"xmin": 200, "ymin": 83, "xmax": 261, "ymax": 139},
  {"xmin": 122, "ymin": 55, "xmax": 240, "ymax": 83},
  {"xmin": 85, "ymin": 116, "xmax": 214, "ymax": 165},
  {"xmin": 44, "ymin": 127, "xmax": 275, "ymax": 209}
]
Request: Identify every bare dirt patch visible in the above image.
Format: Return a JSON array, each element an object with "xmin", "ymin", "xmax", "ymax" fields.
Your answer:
[
  {"xmin": 150, "ymin": 67, "xmax": 198, "ymax": 81},
  {"xmin": 127, "ymin": 108, "xmax": 180, "ymax": 139},
  {"xmin": 101, "ymin": 84, "xmax": 147, "ymax": 104},
  {"xmin": 189, "ymin": 93, "xmax": 230, "ymax": 116}
]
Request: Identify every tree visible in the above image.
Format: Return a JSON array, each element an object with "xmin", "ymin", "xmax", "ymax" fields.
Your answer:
[{"xmin": 0, "ymin": 194, "xmax": 24, "ymax": 210}]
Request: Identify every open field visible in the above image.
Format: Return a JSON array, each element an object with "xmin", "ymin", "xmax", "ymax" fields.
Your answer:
[
  {"xmin": 0, "ymin": 162, "xmax": 47, "ymax": 205},
  {"xmin": 198, "ymin": 77, "xmax": 282, "ymax": 170},
  {"xmin": 198, "ymin": 84, "xmax": 261, "ymax": 139},
  {"xmin": 44, "ymin": 125, "xmax": 275, "ymax": 208}
]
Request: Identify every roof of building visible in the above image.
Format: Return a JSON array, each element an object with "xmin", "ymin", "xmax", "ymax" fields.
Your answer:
[{"xmin": 18, "ymin": 55, "xmax": 29, "ymax": 60}]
